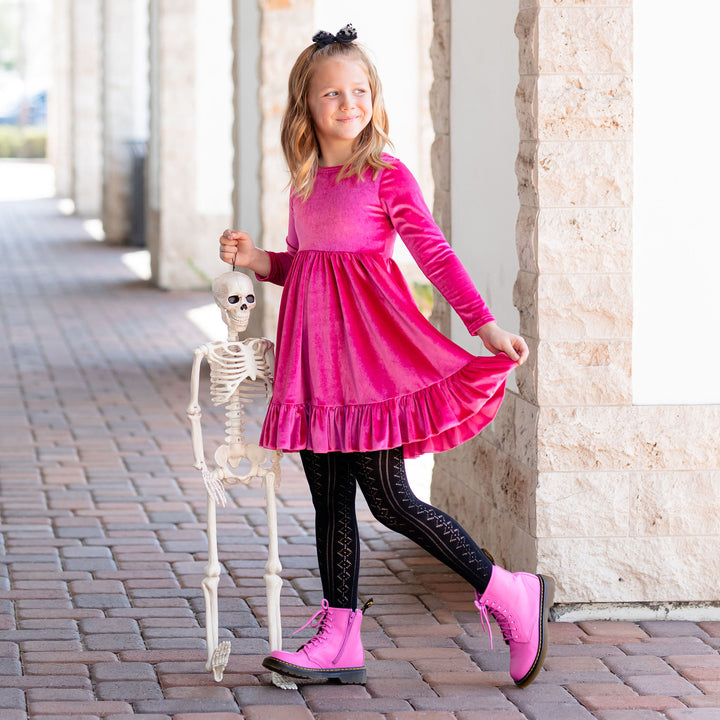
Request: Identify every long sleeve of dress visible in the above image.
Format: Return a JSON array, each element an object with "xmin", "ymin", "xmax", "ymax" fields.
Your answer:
[
  {"xmin": 255, "ymin": 199, "xmax": 299, "ymax": 287},
  {"xmin": 379, "ymin": 161, "xmax": 495, "ymax": 336}
]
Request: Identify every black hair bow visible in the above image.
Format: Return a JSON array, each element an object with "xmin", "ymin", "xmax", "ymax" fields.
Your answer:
[{"xmin": 312, "ymin": 24, "xmax": 357, "ymax": 49}]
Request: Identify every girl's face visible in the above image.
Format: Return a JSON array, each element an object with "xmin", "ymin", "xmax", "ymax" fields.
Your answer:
[{"xmin": 307, "ymin": 56, "xmax": 373, "ymax": 166}]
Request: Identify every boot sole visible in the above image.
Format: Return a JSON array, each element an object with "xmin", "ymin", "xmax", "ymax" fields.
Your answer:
[
  {"xmin": 514, "ymin": 574, "xmax": 555, "ymax": 688},
  {"xmin": 262, "ymin": 655, "xmax": 367, "ymax": 684}
]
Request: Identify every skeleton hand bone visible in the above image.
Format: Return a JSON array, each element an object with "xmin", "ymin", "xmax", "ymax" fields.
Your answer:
[{"xmin": 201, "ymin": 464, "xmax": 228, "ymax": 508}]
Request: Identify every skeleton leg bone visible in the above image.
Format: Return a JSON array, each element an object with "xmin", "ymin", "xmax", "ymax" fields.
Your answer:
[
  {"xmin": 263, "ymin": 472, "xmax": 283, "ymax": 652},
  {"xmin": 263, "ymin": 472, "xmax": 297, "ymax": 690},
  {"xmin": 202, "ymin": 491, "xmax": 231, "ymax": 681}
]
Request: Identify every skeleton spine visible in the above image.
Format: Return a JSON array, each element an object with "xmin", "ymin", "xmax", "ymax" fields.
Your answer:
[{"xmin": 225, "ymin": 394, "xmax": 245, "ymax": 446}]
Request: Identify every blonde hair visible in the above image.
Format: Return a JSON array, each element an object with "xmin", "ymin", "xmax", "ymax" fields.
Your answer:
[{"xmin": 281, "ymin": 40, "xmax": 393, "ymax": 201}]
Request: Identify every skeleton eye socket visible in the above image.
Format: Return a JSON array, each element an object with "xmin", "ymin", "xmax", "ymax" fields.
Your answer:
[
  {"xmin": 228, "ymin": 295, "xmax": 240, "ymax": 304},
  {"xmin": 246, "ymin": 295, "xmax": 255, "ymax": 304}
]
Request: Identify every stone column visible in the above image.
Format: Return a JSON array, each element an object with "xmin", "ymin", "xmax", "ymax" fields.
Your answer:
[
  {"xmin": 147, "ymin": 0, "xmax": 233, "ymax": 290},
  {"xmin": 428, "ymin": 0, "xmax": 451, "ymax": 338},
  {"xmin": 48, "ymin": 0, "xmax": 73, "ymax": 199},
  {"xmin": 70, "ymin": 0, "xmax": 103, "ymax": 216},
  {"xmin": 514, "ymin": 0, "xmax": 634, "ymax": 605},
  {"xmin": 101, "ymin": 0, "xmax": 149, "ymax": 244}
]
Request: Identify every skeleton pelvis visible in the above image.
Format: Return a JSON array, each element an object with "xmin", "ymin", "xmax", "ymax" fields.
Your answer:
[{"xmin": 214, "ymin": 443, "xmax": 267, "ymax": 483}]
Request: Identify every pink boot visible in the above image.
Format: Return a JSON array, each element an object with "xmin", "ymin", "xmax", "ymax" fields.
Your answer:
[
  {"xmin": 474, "ymin": 565, "xmax": 554, "ymax": 688},
  {"xmin": 262, "ymin": 599, "xmax": 370, "ymax": 683}
]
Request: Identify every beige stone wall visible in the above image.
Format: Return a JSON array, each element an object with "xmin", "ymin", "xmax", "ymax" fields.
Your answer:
[
  {"xmin": 538, "ymin": 403, "xmax": 720, "ymax": 606},
  {"xmin": 431, "ymin": 0, "xmax": 720, "ymax": 611}
]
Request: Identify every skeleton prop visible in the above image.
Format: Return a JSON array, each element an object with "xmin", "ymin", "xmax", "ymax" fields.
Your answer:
[{"xmin": 187, "ymin": 271, "xmax": 294, "ymax": 688}]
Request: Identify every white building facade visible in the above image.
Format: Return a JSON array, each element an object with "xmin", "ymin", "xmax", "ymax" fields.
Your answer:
[{"xmin": 48, "ymin": 0, "xmax": 720, "ymax": 617}]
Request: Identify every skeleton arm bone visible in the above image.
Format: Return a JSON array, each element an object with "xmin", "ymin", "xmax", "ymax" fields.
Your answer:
[
  {"xmin": 187, "ymin": 347, "xmax": 207, "ymax": 470},
  {"xmin": 188, "ymin": 346, "xmax": 227, "ymax": 507}
]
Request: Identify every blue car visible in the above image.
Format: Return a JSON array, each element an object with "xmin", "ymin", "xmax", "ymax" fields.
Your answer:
[{"xmin": 26, "ymin": 91, "xmax": 47, "ymax": 126}]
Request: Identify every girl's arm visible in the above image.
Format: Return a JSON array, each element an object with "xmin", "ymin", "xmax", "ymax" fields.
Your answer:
[
  {"xmin": 219, "ymin": 200, "xmax": 298, "ymax": 286},
  {"xmin": 381, "ymin": 161, "xmax": 528, "ymax": 364},
  {"xmin": 219, "ymin": 230, "xmax": 272, "ymax": 277}
]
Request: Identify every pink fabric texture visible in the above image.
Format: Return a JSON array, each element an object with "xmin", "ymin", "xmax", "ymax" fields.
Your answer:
[{"xmin": 257, "ymin": 155, "xmax": 516, "ymax": 458}]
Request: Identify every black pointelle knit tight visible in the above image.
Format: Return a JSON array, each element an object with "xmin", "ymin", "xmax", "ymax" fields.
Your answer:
[{"xmin": 300, "ymin": 447, "xmax": 493, "ymax": 609}]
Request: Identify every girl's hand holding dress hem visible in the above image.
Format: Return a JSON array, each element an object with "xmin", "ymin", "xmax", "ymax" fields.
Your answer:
[{"xmin": 476, "ymin": 321, "xmax": 529, "ymax": 366}]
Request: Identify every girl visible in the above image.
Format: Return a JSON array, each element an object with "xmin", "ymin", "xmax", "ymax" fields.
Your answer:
[{"xmin": 219, "ymin": 25, "xmax": 553, "ymax": 688}]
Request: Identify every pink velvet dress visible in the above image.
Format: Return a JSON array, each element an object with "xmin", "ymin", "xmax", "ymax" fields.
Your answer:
[{"xmin": 258, "ymin": 156, "xmax": 516, "ymax": 459}]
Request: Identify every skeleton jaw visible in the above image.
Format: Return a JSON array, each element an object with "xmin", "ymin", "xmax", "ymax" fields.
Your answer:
[{"xmin": 222, "ymin": 308, "xmax": 250, "ymax": 335}]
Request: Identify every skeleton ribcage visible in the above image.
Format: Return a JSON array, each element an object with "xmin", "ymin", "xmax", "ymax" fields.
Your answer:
[
  {"xmin": 206, "ymin": 340, "xmax": 272, "ymax": 447},
  {"xmin": 207, "ymin": 341, "xmax": 270, "ymax": 405}
]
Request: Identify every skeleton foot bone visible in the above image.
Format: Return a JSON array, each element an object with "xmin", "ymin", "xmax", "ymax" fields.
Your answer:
[
  {"xmin": 271, "ymin": 671, "xmax": 298, "ymax": 690},
  {"xmin": 210, "ymin": 641, "xmax": 231, "ymax": 681}
]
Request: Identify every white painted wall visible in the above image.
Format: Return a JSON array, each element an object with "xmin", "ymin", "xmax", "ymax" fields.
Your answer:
[
  {"xmin": 234, "ymin": 0, "xmax": 261, "ymax": 241},
  {"xmin": 450, "ymin": 1, "xmax": 520, "ymax": 376},
  {"xmin": 633, "ymin": 1, "xmax": 720, "ymax": 404}
]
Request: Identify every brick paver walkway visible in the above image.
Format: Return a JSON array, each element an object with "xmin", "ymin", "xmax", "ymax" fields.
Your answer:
[{"xmin": 1, "ymin": 160, "xmax": 719, "ymax": 719}]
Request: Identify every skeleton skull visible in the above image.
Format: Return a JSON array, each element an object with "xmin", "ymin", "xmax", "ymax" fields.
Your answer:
[{"xmin": 212, "ymin": 271, "xmax": 256, "ymax": 334}]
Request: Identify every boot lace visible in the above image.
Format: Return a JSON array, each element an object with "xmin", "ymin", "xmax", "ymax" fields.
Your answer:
[
  {"xmin": 474, "ymin": 590, "xmax": 518, "ymax": 650},
  {"xmin": 293, "ymin": 599, "xmax": 332, "ymax": 650}
]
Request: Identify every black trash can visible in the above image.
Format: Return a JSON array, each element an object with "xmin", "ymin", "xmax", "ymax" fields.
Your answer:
[{"xmin": 127, "ymin": 140, "xmax": 147, "ymax": 247}]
